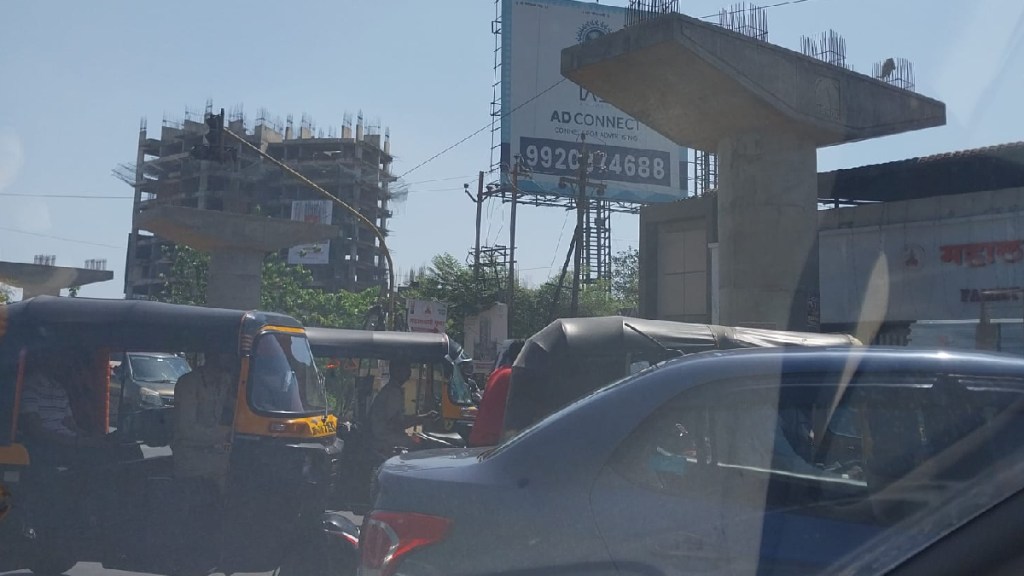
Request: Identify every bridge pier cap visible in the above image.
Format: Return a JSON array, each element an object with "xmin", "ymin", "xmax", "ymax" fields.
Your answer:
[{"xmin": 562, "ymin": 12, "xmax": 945, "ymax": 330}]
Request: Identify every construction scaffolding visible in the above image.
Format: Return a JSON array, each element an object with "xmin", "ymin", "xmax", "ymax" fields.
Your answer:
[{"xmin": 116, "ymin": 104, "xmax": 395, "ymax": 300}]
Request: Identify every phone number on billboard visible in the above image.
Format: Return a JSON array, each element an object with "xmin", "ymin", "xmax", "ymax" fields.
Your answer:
[{"xmin": 519, "ymin": 138, "xmax": 671, "ymax": 187}]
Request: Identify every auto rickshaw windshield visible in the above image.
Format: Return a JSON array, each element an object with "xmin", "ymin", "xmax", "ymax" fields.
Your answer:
[
  {"xmin": 448, "ymin": 358, "xmax": 475, "ymax": 403},
  {"xmin": 249, "ymin": 332, "xmax": 327, "ymax": 415}
]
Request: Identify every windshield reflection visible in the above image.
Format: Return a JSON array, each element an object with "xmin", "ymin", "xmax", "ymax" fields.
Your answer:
[{"xmin": 249, "ymin": 332, "xmax": 326, "ymax": 415}]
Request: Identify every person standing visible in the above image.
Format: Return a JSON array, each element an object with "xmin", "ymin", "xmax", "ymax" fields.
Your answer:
[
  {"xmin": 468, "ymin": 340, "xmax": 525, "ymax": 448},
  {"xmin": 172, "ymin": 351, "xmax": 237, "ymax": 492}
]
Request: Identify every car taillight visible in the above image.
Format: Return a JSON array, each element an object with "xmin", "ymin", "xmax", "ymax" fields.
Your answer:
[{"xmin": 359, "ymin": 510, "xmax": 453, "ymax": 576}]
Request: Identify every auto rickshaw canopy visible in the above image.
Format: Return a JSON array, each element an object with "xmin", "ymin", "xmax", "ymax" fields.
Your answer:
[
  {"xmin": 504, "ymin": 316, "xmax": 862, "ymax": 436},
  {"xmin": 306, "ymin": 327, "xmax": 468, "ymax": 364},
  {"xmin": 0, "ymin": 295, "xmax": 301, "ymax": 353}
]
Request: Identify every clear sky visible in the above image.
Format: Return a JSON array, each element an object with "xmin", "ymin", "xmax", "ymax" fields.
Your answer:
[{"xmin": 1, "ymin": 0, "xmax": 1021, "ymax": 300}]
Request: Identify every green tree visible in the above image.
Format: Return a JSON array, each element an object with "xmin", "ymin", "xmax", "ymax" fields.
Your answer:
[
  {"xmin": 162, "ymin": 245, "xmax": 209, "ymax": 306},
  {"xmin": 0, "ymin": 285, "xmax": 11, "ymax": 304},
  {"xmin": 406, "ymin": 251, "xmax": 635, "ymax": 341},
  {"xmin": 401, "ymin": 253, "xmax": 496, "ymax": 343},
  {"xmin": 611, "ymin": 247, "xmax": 639, "ymax": 313},
  {"xmin": 159, "ymin": 245, "xmax": 377, "ymax": 329}
]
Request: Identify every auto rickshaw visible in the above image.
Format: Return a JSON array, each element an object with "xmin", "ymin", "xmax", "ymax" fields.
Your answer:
[
  {"xmin": 306, "ymin": 327, "xmax": 475, "ymax": 512},
  {"xmin": 0, "ymin": 296, "xmax": 352, "ymax": 576},
  {"xmin": 503, "ymin": 316, "xmax": 862, "ymax": 440}
]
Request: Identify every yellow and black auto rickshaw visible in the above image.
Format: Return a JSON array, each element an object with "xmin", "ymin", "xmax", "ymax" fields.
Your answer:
[
  {"xmin": 306, "ymin": 327, "xmax": 476, "ymax": 512},
  {"xmin": 307, "ymin": 326, "xmax": 478, "ymax": 435},
  {"xmin": 0, "ymin": 296, "xmax": 353, "ymax": 576}
]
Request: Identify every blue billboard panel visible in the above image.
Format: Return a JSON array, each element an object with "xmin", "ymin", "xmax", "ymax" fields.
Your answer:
[{"xmin": 502, "ymin": 0, "xmax": 689, "ymax": 204}]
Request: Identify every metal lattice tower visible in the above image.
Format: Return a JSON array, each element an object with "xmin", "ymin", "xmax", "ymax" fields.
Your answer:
[
  {"xmin": 583, "ymin": 198, "xmax": 613, "ymax": 287},
  {"xmin": 694, "ymin": 149, "xmax": 719, "ymax": 195}
]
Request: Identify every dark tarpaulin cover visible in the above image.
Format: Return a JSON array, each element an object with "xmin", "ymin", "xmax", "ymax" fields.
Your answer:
[{"xmin": 504, "ymin": 316, "xmax": 860, "ymax": 435}]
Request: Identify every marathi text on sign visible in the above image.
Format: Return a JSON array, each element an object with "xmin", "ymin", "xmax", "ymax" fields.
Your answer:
[{"xmin": 940, "ymin": 240, "xmax": 1024, "ymax": 267}]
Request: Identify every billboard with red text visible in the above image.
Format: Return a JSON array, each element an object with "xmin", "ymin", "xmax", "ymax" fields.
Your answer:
[{"xmin": 820, "ymin": 212, "xmax": 1024, "ymax": 323}]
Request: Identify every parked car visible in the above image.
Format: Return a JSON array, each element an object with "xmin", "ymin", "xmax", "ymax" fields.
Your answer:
[
  {"xmin": 361, "ymin": 347, "xmax": 1024, "ymax": 576},
  {"xmin": 111, "ymin": 352, "xmax": 191, "ymax": 412}
]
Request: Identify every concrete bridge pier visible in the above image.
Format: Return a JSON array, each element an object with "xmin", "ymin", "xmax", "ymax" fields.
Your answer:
[{"xmin": 717, "ymin": 131, "xmax": 818, "ymax": 329}]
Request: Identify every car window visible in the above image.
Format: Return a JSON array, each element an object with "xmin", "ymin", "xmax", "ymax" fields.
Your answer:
[{"xmin": 607, "ymin": 373, "xmax": 1024, "ymax": 569}]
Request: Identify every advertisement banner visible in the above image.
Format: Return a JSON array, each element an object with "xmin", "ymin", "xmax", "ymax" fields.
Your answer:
[
  {"xmin": 820, "ymin": 212, "xmax": 1024, "ymax": 324},
  {"xmin": 463, "ymin": 303, "xmax": 509, "ymax": 375},
  {"xmin": 501, "ymin": 0, "xmax": 689, "ymax": 204},
  {"xmin": 407, "ymin": 299, "xmax": 448, "ymax": 333},
  {"xmin": 287, "ymin": 200, "xmax": 333, "ymax": 265}
]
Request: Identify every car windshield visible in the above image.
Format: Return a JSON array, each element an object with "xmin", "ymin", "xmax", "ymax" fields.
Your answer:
[
  {"xmin": 2, "ymin": 0, "xmax": 1021, "ymax": 574},
  {"xmin": 128, "ymin": 355, "xmax": 190, "ymax": 383},
  {"xmin": 249, "ymin": 332, "xmax": 326, "ymax": 415}
]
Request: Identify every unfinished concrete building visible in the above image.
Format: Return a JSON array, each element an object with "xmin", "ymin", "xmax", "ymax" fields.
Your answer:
[{"xmin": 118, "ymin": 104, "xmax": 394, "ymax": 300}]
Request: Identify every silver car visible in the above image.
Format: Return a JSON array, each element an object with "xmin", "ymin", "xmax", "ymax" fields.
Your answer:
[{"xmin": 111, "ymin": 352, "xmax": 191, "ymax": 412}]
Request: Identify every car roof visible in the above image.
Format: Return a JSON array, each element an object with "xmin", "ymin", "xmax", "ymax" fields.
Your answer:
[{"xmin": 678, "ymin": 345, "xmax": 1024, "ymax": 377}]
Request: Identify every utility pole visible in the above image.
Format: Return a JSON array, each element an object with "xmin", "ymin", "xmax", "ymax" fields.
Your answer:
[
  {"xmin": 473, "ymin": 171, "xmax": 485, "ymax": 280},
  {"xmin": 557, "ymin": 135, "xmax": 606, "ymax": 318},
  {"xmin": 508, "ymin": 157, "xmax": 521, "ymax": 325}
]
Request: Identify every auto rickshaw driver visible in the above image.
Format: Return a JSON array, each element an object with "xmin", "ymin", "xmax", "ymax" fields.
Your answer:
[{"xmin": 367, "ymin": 361, "xmax": 437, "ymax": 454}]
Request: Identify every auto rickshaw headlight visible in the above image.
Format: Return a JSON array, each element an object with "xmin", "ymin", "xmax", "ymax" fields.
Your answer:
[{"xmin": 140, "ymin": 387, "xmax": 163, "ymax": 407}]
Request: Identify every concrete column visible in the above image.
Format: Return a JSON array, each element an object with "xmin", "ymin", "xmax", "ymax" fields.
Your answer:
[
  {"xmin": 206, "ymin": 249, "xmax": 265, "ymax": 309},
  {"xmin": 717, "ymin": 131, "xmax": 819, "ymax": 331},
  {"xmin": 21, "ymin": 286, "xmax": 61, "ymax": 299}
]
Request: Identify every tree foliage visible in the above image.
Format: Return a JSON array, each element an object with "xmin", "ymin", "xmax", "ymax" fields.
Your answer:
[
  {"xmin": 612, "ymin": 247, "xmax": 639, "ymax": 313},
  {"xmin": 0, "ymin": 285, "xmax": 11, "ymax": 304},
  {"xmin": 403, "ymin": 249, "xmax": 638, "ymax": 342},
  {"xmin": 158, "ymin": 245, "xmax": 377, "ymax": 329}
]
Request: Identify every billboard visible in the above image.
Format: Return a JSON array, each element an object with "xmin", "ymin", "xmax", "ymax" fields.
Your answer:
[
  {"xmin": 407, "ymin": 299, "xmax": 448, "ymax": 333},
  {"xmin": 501, "ymin": 0, "xmax": 689, "ymax": 204},
  {"xmin": 463, "ymin": 303, "xmax": 509, "ymax": 374},
  {"xmin": 287, "ymin": 200, "xmax": 333, "ymax": 265},
  {"xmin": 820, "ymin": 212, "xmax": 1024, "ymax": 324}
]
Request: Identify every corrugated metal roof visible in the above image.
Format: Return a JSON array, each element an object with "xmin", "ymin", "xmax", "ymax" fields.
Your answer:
[{"xmin": 819, "ymin": 141, "xmax": 1024, "ymax": 204}]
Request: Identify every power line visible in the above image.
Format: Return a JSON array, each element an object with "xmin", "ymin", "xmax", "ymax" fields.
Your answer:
[
  {"xmin": 398, "ymin": 78, "xmax": 568, "ymax": 179},
  {"xmin": 0, "ymin": 225, "xmax": 124, "ymax": 249},
  {"xmin": 548, "ymin": 211, "xmax": 572, "ymax": 272}
]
